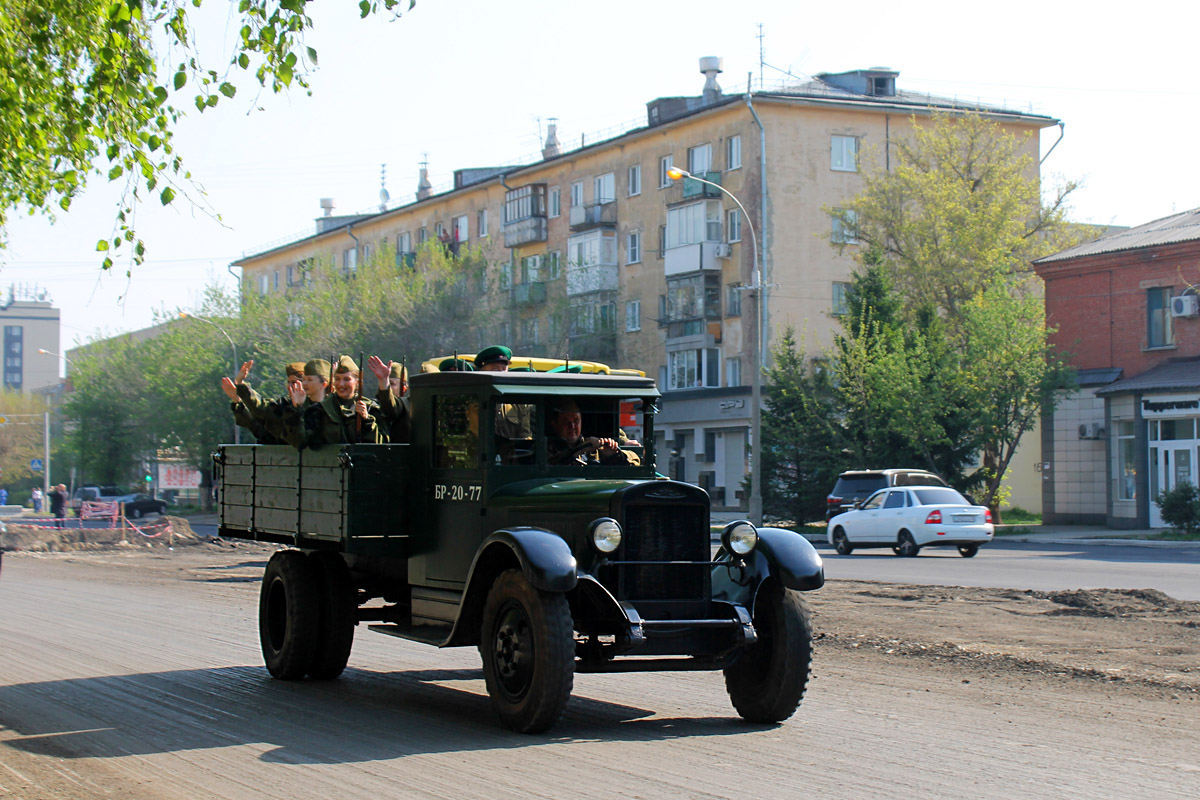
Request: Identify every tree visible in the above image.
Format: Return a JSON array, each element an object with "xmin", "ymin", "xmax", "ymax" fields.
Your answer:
[
  {"xmin": 0, "ymin": 391, "xmax": 52, "ymax": 495},
  {"xmin": 0, "ymin": 0, "xmax": 412, "ymax": 270},
  {"xmin": 835, "ymin": 111, "xmax": 1083, "ymax": 324}
]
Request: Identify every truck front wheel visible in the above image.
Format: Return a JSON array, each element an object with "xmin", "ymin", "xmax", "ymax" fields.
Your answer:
[
  {"xmin": 259, "ymin": 550, "xmax": 320, "ymax": 680},
  {"xmin": 724, "ymin": 580, "xmax": 813, "ymax": 723},
  {"xmin": 479, "ymin": 569, "xmax": 575, "ymax": 733}
]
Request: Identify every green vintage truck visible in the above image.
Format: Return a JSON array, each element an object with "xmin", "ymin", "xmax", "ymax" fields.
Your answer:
[{"xmin": 215, "ymin": 369, "xmax": 824, "ymax": 733}]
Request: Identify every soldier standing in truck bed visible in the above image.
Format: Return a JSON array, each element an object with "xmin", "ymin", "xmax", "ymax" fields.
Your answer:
[
  {"xmin": 284, "ymin": 355, "xmax": 385, "ymax": 447},
  {"xmin": 367, "ymin": 355, "xmax": 411, "ymax": 443},
  {"xmin": 220, "ymin": 360, "xmax": 300, "ymax": 444}
]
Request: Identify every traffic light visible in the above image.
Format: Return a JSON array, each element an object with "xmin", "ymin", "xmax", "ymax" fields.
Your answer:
[{"xmin": 144, "ymin": 474, "xmax": 152, "ymax": 483}]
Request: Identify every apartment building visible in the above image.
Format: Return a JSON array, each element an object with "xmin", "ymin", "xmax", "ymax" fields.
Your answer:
[
  {"xmin": 235, "ymin": 61, "xmax": 1056, "ymax": 510},
  {"xmin": 0, "ymin": 285, "xmax": 61, "ymax": 393}
]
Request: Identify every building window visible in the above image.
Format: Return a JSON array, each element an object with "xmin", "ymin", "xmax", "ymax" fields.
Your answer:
[
  {"xmin": 727, "ymin": 135, "xmax": 742, "ymax": 170},
  {"xmin": 1117, "ymin": 420, "xmax": 1137, "ymax": 500},
  {"xmin": 286, "ymin": 265, "xmax": 295, "ymax": 285},
  {"xmin": 833, "ymin": 282, "xmax": 851, "ymax": 315},
  {"xmin": 343, "ymin": 247, "xmax": 357, "ymax": 273},
  {"xmin": 627, "ymin": 164, "xmax": 641, "ymax": 196},
  {"xmin": 258, "ymin": 275, "xmax": 269, "ymax": 295},
  {"xmin": 659, "ymin": 155, "xmax": 674, "ymax": 188},
  {"xmin": 626, "ymin": 299, "xmax": 641, "ymax": 332},
  {"xmin": 548, "ymin": 188, "xmax": 561, "ymax": 218},
  {"xmin": 832, "ymin": 209, "xmax": 859, "ymax": 245},
  {"xmin": 594, "ymin": 173, "xmax": 615, "ymax": 204},
  {"xmin": 477, "ymin": 209, "xmax": 488, "ymax": 238},
  {"xmin": 1147, "ymin": 288, "xmax": 1175, "ymax": 348},
  {"xmin": 273, "ymin": 271, "xmax": 280, "ymax": 290},
  {"xmin": 417, "ymin": 227, "xmax": 428, "ymax": 245},
  {"xmin": 521, "ymin": 318, "xmax": 540, "ymax": 346},
  {"xmin": 831, "ymin": 134, "xmax": 858, "ymax": 172},
  {"xmin": 627, "ymin": 231, "xmax": 641, "ymax": 264},
  {"xmin": 727, "ymin": 208, "xmax": 741, "ymax": 243},
  {"xmin": 667, "ymin": 348, "xmax": 720, "ymax": 390},
  {"xmin": 499, "ymin": 261, "xmax": 512, "ymax": 291},
  {"xmin": 727, "ymin": 283, "xmax": 742, "ymax": 317},
  {"xmin": 666, "ymin": 200, "xmax": 722, "ymax": 248},
  {"xmin": 504, "ymin": 184, "xmax": 546, "ymax": 223},
  {"xmin": 688, "ymin": 143, "xmax": 712, "ymax": 174},
  {"xmin": 567, "ymin": 230, "xmax": 617, "ymax": 268},
  {"xmin": 547, "ymin": 250, "xmax": 562, "ymax": 280},
  {"xmin": 570, "ymin": 181, "xmax": 584, "ymax": 207},
  {"xmin": 520, "ymin": 254, "xmax": 541, "ymax": 283},
  {"xmin": 658, "ymin": 225, "xmax": 667, "ymax": 257},
  {"xmin": 658, "ymin": 294, "xmax": 667, "ymax": 327},
  {"xmin": 726, "ymin": 356, "xmax": 741, "ymax": 387},
  {"xmin": 454, "ymin": 214, "xmax": 469, "ymax": 244},
  {"xmin": 434, "ymin": 222, "xmax": 445, "ymax": 238}
]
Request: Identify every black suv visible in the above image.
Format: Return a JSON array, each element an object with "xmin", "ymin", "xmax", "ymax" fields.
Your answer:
[{"xmin": 825, "ymin": 469, "xmax": 948, "ymax": 520}]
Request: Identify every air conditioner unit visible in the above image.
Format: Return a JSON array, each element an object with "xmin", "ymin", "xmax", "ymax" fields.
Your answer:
[
  {"xmin": 714, "ymin": 243, "xmax": 732, "ymax": 258},
  {"xmin": 1171, "ymin": 294, "xmax": 1199, "ymax": 318},
  {"xmin": 1078, "ymin": 422, "xmax": 1106, "ymax": 440}
]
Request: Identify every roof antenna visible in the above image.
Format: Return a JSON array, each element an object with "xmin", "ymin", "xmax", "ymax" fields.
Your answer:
[{"xmin": 379, "ymin": 164, "xmax": 390, "ymax": 212}]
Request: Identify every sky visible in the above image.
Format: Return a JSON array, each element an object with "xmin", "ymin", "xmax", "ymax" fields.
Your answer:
[{"xmin": 2, "ymin": 0, "xmax": 1195, "ymax": 360}]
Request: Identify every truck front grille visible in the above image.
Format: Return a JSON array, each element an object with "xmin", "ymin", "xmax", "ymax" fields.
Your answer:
[{"xmin": 612, "ymin": 503, "xmax": 709, "ymax": 602}]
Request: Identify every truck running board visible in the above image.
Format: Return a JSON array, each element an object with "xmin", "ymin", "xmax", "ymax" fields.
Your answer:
[{"xmin": 368, "ymin": 623, "xmax": 451, "ymax": 647}]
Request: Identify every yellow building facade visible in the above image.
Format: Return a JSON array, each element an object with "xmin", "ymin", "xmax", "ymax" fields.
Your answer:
[{"xmin": 234, "ymin": 67, "xmax": 1054, "ymax": 512}]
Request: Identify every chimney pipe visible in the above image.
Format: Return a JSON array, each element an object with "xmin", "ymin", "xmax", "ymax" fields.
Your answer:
[
  {"xmin": 416, "ymin": 161, "xmax": 432, "ymax": 201},
  {"xmin": 700, "ymin": 56, "xmax": 724, "ymax": 104},
  {"xmin": 319, "ymin": 198, "xmax": 335, "ymax": 217},
  {"xmin": 542, "ymin": 118, "xmax": 561, "ymax": 160}
]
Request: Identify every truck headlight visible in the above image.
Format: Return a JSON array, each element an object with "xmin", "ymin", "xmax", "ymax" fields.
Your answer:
[
  {"xmin": 722, "ymin": 520, "xmax": 758, "ymax": 556},
  {"xmin": 590, "ymin": 518, "xmax": 622, "ymax": 554}
]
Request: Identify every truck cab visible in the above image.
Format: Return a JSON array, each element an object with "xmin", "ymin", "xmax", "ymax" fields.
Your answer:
[{"xmin": 217, "ymin": 369, "xmax": 823, "ymax": 733}]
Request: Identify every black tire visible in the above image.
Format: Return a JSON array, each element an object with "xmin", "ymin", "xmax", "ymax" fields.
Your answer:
[
  {"xmin": 832, "ymin": 528, "xmax": 853, "ymax": 556},
  {"xmin": 725, "ymin": 580, "xmax": 813, "ymax": 723},
  {"xmin": 895, "ymin": 530, "xmax": 920, "ymax": 557},
  {"xmin": 479, "ymin": 569, "xmax": 575, "ymax": 733},
  {"xmin": 307, "ymin": 551, "xmax": 357, "ymax": 680},
  {"xmin": 259, "ymin": 550, "xmax": 320, "ymax": 680},
  {"xmin": 958, "ymin": 544, "xmax": 980, "ymax": 558},
  {"xmin": 129, "ymin": 508, "xmax": 143, "ymax": 519}
]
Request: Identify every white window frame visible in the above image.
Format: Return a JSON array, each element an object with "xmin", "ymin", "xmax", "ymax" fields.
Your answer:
[
  {"xmin": 659, "ymin": 155, "xmax": 674, "ymax": 188},
  {"xmin": 343, "ymin": 247, "xmax": 357, "ymax": 273},
  {"xmin": 727, "ymin": 208, "xmax": 741, "ymax": 243},
  {"xmin": 726, "ymin": 356, "xmax": 741, "ymax": 387},
  {"xmin": 570, "ymin": 181, "xmax": 584, "ymax": 208},
  {"xmin": 548, "ymin": 188, "xmax": 561, "ymax": 218},
  {"xmin": 627, "ymin": 164, "xmax": 641, "ymax": 196},
  {"xmin": 666, "ymin": 200, "xmax": 722, "ymax": 249},
  {"xmin": 625, "ymin": 299, "xmax": 641, "ymax": 332},
  {"xmin": 477, "ymin": 209, "xmax": 488, "ymax": 238},
  {"xmin": 398, "ymin": 231, "xmax": 411, "ymax": 253},
  {"xmin": 831, "ymin": 134, "xmax": 858, "ymax": 172},
  {"xmin": 727, "ymin": 135, "xmax": 742, "ymax": 170},
  {"xmin": 594, "ymin": 173, "xmax": 615, "ymax": 204},
  {"xmin": 627, "ymin": 231, "xmax": 641, "ymax": 264},
  {"xmin": 453, "ymin": 214, "xmax": 469, "ymax": 244},
  {"xmin": 688, "ymin": 143, "xmax": 712, "ymax": 174},
  {"xmin": 548, "ymin": 250, "xmax": 562, "ymax": 280},
  {"xmin": 832, "ymin": 209, "xmax": 859, "ymax": 245},
  {"xmin": 833, "ymin": 282, "xmax": 851, "ymax": 315}
]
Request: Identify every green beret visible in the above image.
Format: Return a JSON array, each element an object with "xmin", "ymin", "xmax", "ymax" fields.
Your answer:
[
  {"xmin": 474, "ymin": 345, "xmax": 512, "ymax": 368},
  {"xmin": 438, "ymin": 358, "xmax": 475, "ymax": 372},
  {"xmin": 335, "ymin": 355, "xmax": 359, "ymax": 375},
  {"xmin": 304, "ymin": 358, "xmax": 330, "ymax": 380}
]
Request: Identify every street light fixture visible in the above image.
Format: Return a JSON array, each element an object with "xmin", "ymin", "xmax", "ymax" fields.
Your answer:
[
  {"xmin": 667, "ymin": 166, "xmax": 765, "ymax": 525},
  {"xmin": 179, "ymin": 311, "xmax": 240, "ymax": 444}
]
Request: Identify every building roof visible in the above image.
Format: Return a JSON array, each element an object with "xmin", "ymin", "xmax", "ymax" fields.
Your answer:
[
  {"xmin": 1035, "ymin": 208, "xmax": 1200, "ymax": 265},
  {"xmin": 1095, "ymin": 357, "xmax": 1200, "ymax": 396},
  {"xmin": 1077, "ymin": 367, "xmax": 1123, "ymax": 387}
]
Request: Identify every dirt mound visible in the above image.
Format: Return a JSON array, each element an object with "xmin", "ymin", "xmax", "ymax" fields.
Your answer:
[
  {"xmin": 1031, "ymin": 587, "xmax": 1200, "ymax": 617},
  {"xmin": 0, "ymin": 516, "xmax": 203, "ymax": 552}
]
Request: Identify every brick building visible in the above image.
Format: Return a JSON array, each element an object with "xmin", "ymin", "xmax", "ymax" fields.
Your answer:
[{"xmin": 1034, "ymin": 209, "xmax": 1200, "ymax": 527}]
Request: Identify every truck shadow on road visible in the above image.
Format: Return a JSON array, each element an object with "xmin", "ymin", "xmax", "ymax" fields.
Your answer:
[{"xmin": 0, "ymin": 665, "xmax": 769, "ymax": 764}]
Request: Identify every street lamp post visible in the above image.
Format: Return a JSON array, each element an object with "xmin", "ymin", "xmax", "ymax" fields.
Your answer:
[
  {"xmin": 666, "ymin": 167, "xmax": 764, "ymax": 525},
  {"xmin": 179, "ymin": 312, "xmax": 240, "ymax": 444},
  {"xmin": 36, "ymin": 348, "xmax": 74, "ymax": 499}
]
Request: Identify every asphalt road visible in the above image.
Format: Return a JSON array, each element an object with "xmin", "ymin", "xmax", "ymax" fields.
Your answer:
[
  {"xmin": 1, "ymin": 552, "xmax": 1197, "ymax": 800},
  {"xmin": 812, "ymin": 540, "xmax": 1200, "ymax": 601}
]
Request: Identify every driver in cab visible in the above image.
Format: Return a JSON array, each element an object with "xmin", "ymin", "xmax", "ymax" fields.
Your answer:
[{"xmin": 547, "ymin": 399, "xmax": 640, "ymax": 466}]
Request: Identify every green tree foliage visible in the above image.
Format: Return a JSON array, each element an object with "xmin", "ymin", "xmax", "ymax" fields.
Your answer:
[
  {"xmin": 61, "ymin": 241, "xmax": 493, "ymax": 495},
  {"xmin": 759, "ymin": 327, "xmax": 845, "ymax": 524},
  {"xmin": 1154, "ymin": 482, "xmax": 1200, "ymax": 535},
  {"xmin": 0, "ymin": 0, "xmax": 413, "ymax": 270},
  {"xmin": 836, "ymin": 111, "xmax": 1082, "ymax": 323},
  {"xmin": 0, "ymin": 391, "xmax": 52, "ymax": 490}
]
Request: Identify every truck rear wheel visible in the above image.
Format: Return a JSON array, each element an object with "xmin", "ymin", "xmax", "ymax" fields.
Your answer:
[
  {"xmin": 479, "ymin": 569, "xmax": 574, "ymax": 733},
  {"xmin": 724, "ymin": 580, "xmax": 813, "ymax": 723},
  {"xmin": 259, "ymin": 550, "xmax": 319, "ymax": 680},
  {"xmin": 306, "ymin": 551, "xmax": 356, "ymax": 680}
]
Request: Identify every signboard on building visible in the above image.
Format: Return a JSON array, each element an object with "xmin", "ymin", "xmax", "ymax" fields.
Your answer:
[
  {"xmin": 1140, "ymin": 395, "xmax": 1200, "ymax": 418},
  {"xmin": 159, "ymin": 463, "xmax": 202, "ymax": 489}
]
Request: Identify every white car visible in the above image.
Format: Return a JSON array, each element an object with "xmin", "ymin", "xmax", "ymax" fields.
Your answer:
[{"xmin": 827, "ymin": 486, "xmax": 994, "ymax": 557}]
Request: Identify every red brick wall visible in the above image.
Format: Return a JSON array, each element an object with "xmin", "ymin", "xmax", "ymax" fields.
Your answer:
[{"xmin": 1038, "ymin": 241, "xmax": 1200, "ymax": 374}]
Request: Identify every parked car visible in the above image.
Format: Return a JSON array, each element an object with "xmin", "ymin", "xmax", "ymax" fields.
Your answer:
[
  {"xmin": 825, "ymin": 469, "xmax": 948, "ymax": 520},
  {"xmin": 827, "ymin": 486, "xmax": 993, "ymax": 557},
  {"xmin": 116, "ymin": 493, "xmax": 167, "ymax": 519},
  {"xmin": 71, "ymin": 485, "xmax": 123, "ymax": 516}
]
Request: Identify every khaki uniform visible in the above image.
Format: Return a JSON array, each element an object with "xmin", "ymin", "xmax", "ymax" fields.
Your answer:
[
  {"xmin": 285, "ymin": 394, "xmax": 385, "ymax": 448},
  {"xmin": 235, "ymin": 382, "xmax": 300, "ymax": 445},
  {"xmin": 547, "ymin": 437, "xmax": 641, "ymax": 467},
  {"xmin": 375, "ymin": 388, "xmax": 412, "ymax": 443}
]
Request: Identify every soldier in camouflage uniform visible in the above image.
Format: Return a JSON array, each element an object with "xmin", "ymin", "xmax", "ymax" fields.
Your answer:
[{"xmin": 284, "ymin": 355, "xmax": 385, "ymax": 448}]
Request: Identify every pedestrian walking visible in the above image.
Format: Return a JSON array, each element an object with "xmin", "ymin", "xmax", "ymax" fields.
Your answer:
[{"xmin": 49, "ymin": 484, "xmax": 66, "ymax": 528}]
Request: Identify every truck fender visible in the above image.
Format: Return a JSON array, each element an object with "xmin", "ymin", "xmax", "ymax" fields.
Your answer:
[
  {"xmin": 751, "ymin": 526, "xmax": 825, "ymax": 591},
  {"xmin": 444, "ymin": 528, "xmax": 577, "ymax": 648}
]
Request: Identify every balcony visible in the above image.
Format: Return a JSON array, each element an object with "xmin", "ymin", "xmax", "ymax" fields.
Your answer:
[
  {"xmin": 503, "ymin": 216, "xmax": 548, "ymax": 248},
  {"xmin": 664, "ymin": 241, "xmax": 724, "ymax": 276},
  {"xmin": 666, "ymin": 171, "xmax": 722, "ymax": 205},
  {"xmin": 568, "ymin": 201, "xmax": 617, "ymax": 231},
  {"xmin": 512, "ymin": 281, "xmax": 547, "ymax": 306}
]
